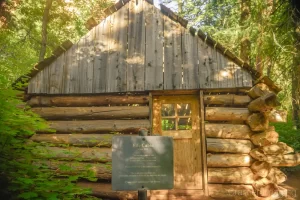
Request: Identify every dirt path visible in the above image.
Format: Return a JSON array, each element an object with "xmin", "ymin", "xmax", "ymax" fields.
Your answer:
[{"xmin": 285, "ymin": 170, "xmax": 300, "ymax": 200}]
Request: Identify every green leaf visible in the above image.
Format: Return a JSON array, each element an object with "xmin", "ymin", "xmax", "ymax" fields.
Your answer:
[{"xmin": 19, "ymin": 192, "xmax": 38, "ymax": 199}]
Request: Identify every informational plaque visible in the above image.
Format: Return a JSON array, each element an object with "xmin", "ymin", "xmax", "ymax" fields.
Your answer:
[{"xmin": 112, "ymin": 136, "xmax": 173, "ymax": 191}]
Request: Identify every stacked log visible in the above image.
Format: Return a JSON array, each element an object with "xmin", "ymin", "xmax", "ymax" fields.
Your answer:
[
  {"xmin": 28, "ymin": 94, "xmax": 150, "ymax": 200},
  {"xmin": 204, "ymin": 94, "xmax": 259, "ymax": 199},
  {"xmin": 245, "ymin": 83, "xmax": 297, "ymax": 199},
  {"xmin": 204, "ymin": 89, "xmax": 297, "ymax": 200}
]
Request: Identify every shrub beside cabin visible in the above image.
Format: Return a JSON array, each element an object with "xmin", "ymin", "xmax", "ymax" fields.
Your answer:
[{"xmin": 17, "ymin": 0, "xmax": 300, "ymax": 199}]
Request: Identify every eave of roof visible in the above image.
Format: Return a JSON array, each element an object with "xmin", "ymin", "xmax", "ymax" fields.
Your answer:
[{"xmin": 13, "ymin": 0, "xmax": 281, "ymax": 93}]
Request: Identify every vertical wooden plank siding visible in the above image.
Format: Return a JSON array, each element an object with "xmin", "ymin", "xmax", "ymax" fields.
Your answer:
[
  {"xmin": 49, "ymin": 54, "xmax": 64, "ymax": 94},
  {"xmin": 28, "ymin": 75, "xmax": 35, "ymax": 93},
  {"xmin": 182, "ymin": 29, "xmax": 198, "ymax": 89},
  {"xmin": 38, "ymin": 69, "xmax": 44, "ymax": 93},
  {"xmin": 86, "ymin": 28, "xmax": 96, "ymax": 93},
  {"xmin": 233, "ymin": 63, "xmax": 243, "ymax": 88},
  {"xmin": 224, "ymin": 57, "xmax": 235, "ymax": 88},
  {"xmin": 63, "ymin": 43, "xmax": 72, "ymax": 93},
  {"xmin": 144, "ymin": 1, "xmax": 164, "ymax": 90},
  {"xmin": 198, "ymin": 38, "xmax": 211, "ymax": 88},
  {"xmin": 27, "ymin": 1, "xmax": 255, "ymax": 94},
  {"xmin": 67, "ymin": 43, "xmax": 79, "ymax": 93},
  {"xmin": 163, "ymin": 16, "xmax": 182, "ymax": 90},
  {"xmin": 34, "ymin": 71, "xmax": 42, "ymax": 93},
  {"xmin": 127, "ymin": 0, "xmax": 145, "ymax": 91},
  {"xmin": 77, "ymin": 35, "xmax": 86, "ymax": 93},
  {"xmin": 93, "ymin": 19, "xmax": 110, "ymax": 93},
  {"xmin": 108, "ymin": 4, "xmax": 128, "ymax": 92},
  {"xmin": 78, "ymin": 29, "xmax": 95, "ymax": 93},
  {"xmin": 41, "ymin": 64, "xmax": 50, "ymax": 93},
  {"xmin": 209, "ymin": 48, "xmax": 219, "ymax": 88},
  {"xmin": 242, "ymin": 69, "xmax": 253, "ymax": 87},
  {"xmin": 217, "ymin": 51, "xmax": 234, "ymax": 88}
]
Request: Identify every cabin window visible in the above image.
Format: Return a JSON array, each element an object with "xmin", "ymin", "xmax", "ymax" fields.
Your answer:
[{"xmin": 161, "ymin": 103, "xmax": 192, "ymax": 131}]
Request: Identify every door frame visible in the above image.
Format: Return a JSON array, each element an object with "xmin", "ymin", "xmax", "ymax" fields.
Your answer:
[{"xmin": 149, "ymin": 90, "xmax": 208, "ymax": 196}]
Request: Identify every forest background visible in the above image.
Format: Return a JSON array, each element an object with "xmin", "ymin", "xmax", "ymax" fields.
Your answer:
[{"xmin": 0, "ymin": 0, "xmax": 300, "ymax": 199}]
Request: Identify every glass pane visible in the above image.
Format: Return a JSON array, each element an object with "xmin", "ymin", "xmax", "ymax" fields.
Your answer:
[
  {"xmin": 161, "ymin": 118, "xmax": 176, "ymax": 130},
  {"xmin": 161, "ymin": 104, "xmax": 175, "ymax": 116},
  {"xmin": 178, "ymin": 118, "xmax": 192, "ymax": 130},
  {"xmin": 177, "ymin": 104, "xmax": 191, "ymax": 116}
]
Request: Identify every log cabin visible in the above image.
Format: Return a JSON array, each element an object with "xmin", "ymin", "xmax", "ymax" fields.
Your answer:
[{"xmin": 15, "ymin": 0, "xmax": 300, "ymax": 199}]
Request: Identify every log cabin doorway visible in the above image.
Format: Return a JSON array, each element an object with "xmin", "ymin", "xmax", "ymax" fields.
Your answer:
[{"xmin": 152, "ymin": 95, "xmax": 205, "ymax": 199}]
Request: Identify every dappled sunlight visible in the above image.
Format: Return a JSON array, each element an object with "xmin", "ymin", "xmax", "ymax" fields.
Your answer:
[
  {"xmin": 244, "ymin": 155, "xmax": 251, "ymax": 163},
  {"xmin": 52, "ymin": 135, "xmax": 59, "ymax": 141},
  {"xmin": 126, "ymin": 55, "xmax": 144, "ymax": 65}
]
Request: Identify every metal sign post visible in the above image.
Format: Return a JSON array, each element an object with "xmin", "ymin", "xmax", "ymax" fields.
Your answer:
[{"xmin": 138, "ymin": 129, "xmax": 148, "ymax": 200}]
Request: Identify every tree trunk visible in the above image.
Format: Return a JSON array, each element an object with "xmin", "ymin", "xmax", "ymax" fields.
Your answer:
[
  {"xmin": 39, "ymin": 0, "xmax": 53, "ymax": 61},
  {"xmin": 292, "ymin": 48, "xmax": 300, "ymax": 130},
  {"xmin": 240, "ymin": 0, "xmax": 251, "ymax": 63},
  {"xmin": 292, "ymin": 0, "xmax": 300, "ymax": 129}
]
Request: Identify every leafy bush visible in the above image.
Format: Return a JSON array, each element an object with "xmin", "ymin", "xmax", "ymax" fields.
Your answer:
[
  {"xmin": 272, "ymin": 117, "xmax": 300, "ymax": 172},
  {"xmin": 272, "ymin": 119, "xmax": 300, "ymax": 152},
  {"xmin": 0, "ymin": 83, "xmax": 95, "ymax": 199}
]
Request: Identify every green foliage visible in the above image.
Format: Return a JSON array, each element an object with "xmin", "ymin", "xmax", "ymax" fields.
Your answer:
[
  {"xmin": 0, "ymin": 0, "xmax": 111, "ymax": 82},
  {"xmin": 0, "ymin": 82, "xmax": 95, "ymax": 199},
  {"xmin": 0, "ymin": 0, "xmax": 111, "ymax": 199},
  {"xmin": 176, "ymin": 0, "xmax": 295, "ymax": 111},
  {"xmin": 272, "ymin": 120, "xmax": 300, "ymax": 152},
  {"xmin": 272, "ymin": 118, "xmax": 300, "ymax": 172}
]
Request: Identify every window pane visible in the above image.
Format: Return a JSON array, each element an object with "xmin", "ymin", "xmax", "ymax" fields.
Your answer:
[
  {"xmin": 177, "ymin": 104, "xmax": 191, "ymax": 116},
  {"xmin": 178, "ymin": 118, "xmax": 192, "ymax": 130},
  {"xmin": 161, "ymin": 118, "xmax": 176, "ymax": 130},
  {"xmin": 161, "ymin": 104, "xmax": 175, "ymax": 116}
]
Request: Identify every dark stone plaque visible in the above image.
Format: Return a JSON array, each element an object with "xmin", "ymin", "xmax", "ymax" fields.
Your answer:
[{"xmin": 112, "ymin": 136, "xmax": 173, "ymax": 191}]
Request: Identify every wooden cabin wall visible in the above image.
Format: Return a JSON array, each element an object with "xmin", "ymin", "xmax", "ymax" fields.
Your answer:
[
  {"xmin": 27, "ymin": 0, "xmax": 252, "ymax": 95},
  {"xmin": 204, "ymin": 87, "xmax": 296, "ymax": 200},
  {"xmin": 27, "ymin": 87, "xmax": 298, "ymax": 200},
  {"xmin": 27, "ymin": 93, "xmax": 151, "ymax": 200}
]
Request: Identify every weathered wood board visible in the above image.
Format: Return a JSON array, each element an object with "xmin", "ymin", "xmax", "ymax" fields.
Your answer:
[
  {"xmin": 144, "ymin": 2, "xmax": 164, "ymax": 90},
  {"xmin": 127, "ymin": 0, "xmax": 145, "ymax": 91},
  {"xmin": 163, "ymin": 15, "xmax": 182, "ymax": 90},
  {"xmin": 93, "ymin": 18, "xmax": 110, "ymax": 93},
  {"xmin": 108, "ymin": 4, "xmax": 128, "ymax": 92},
  {"xmin": 27, "ymin": 0, "xmax": 253, "ymax": 94}
]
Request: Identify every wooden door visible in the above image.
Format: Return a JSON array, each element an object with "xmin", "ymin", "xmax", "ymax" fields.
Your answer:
[{"xmin": 152, "ymin": 95, "xmax": 203, "ymax": 191}]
